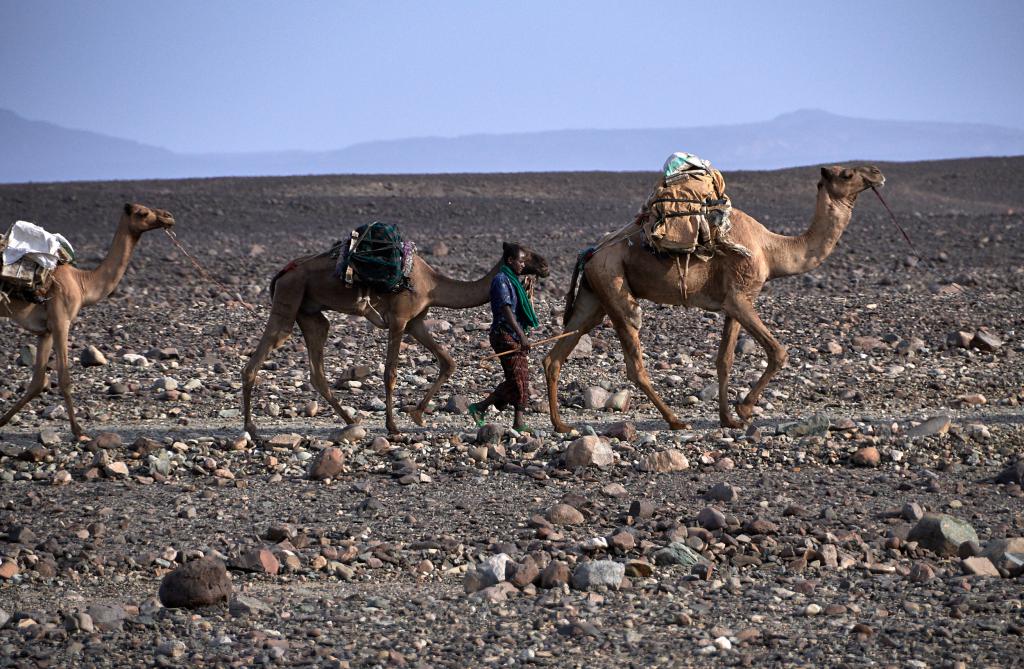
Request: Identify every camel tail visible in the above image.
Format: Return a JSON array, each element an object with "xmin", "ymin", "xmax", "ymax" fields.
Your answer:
[{"xmin": 563, "ymin": 248, "xmax": 592, "ymax": 327}]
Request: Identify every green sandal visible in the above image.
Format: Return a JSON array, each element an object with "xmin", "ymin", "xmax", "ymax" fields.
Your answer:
[{"xmin": 468, "ymin": 403, "xmax": 486, "ymax": 427}]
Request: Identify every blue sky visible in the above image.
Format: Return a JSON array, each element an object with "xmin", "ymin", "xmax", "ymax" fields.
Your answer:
[{"xmin": 1, "ymin": 1, "xmax": 1021, "ymax": 153}]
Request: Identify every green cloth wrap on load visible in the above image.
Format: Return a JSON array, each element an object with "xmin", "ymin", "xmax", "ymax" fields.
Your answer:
[{"xmin": 499, "ymin": 264, "xmax": 539, "ymax": 330}]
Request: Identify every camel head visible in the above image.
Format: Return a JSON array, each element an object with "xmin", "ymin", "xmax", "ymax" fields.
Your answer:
[
  {"xmin": 818, "ymin": 165, "xmax": 885, "ymax": 202},
  {"xmin": 121, "ymin": 203, "xmax": 176, "ymax": 234},
  {"xmin": 503, "ymin": 242, "xmax": 550, "ymax": 278}
]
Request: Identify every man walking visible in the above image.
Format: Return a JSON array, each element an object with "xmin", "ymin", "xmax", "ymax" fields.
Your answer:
[{"xmin": 469, "ymin": 243, "xmax": 539, "ymax": 432}]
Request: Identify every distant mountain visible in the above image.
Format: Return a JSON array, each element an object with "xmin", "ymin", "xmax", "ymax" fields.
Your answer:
[{"xmin": 2, "ymin": 108, "xmax": 1023, "ymax": 183}]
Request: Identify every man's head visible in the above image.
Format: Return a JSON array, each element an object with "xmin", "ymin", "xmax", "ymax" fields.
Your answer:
[{"xmin": 503, "ymin": 243, "xmax": 528, "ymax": 275}]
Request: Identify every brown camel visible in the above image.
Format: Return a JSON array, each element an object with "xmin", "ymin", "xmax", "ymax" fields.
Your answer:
[
  {"xmin": 242, "ymin": 242, "xmax": 550, "ymax": 438},
  {"xmin": 0, "ymin": 203, "xmax": 176, "ymax": 438},
  {"xmin": 544, "ymin": 165, "xmax": 885, "ymax": 432}
]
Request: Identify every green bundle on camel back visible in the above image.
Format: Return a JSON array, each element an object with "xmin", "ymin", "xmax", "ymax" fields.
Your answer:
[
  {"xmin": 243, "ymin": 223, "xmax": 550, "ymax": 438},
  {"xmin": 543, "ymin": 156, "xmax": 885, "ymax": 432}
]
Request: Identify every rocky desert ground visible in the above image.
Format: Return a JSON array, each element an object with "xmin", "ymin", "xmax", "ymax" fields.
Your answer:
[{"xmin": 0, "ymin": 158, "xmax": 1022, "ymax": 668}]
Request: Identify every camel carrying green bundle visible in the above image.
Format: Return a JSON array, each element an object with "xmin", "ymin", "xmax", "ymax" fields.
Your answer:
[
  {"xmin": 334, "ymin": 222, "xmax": 415, "ymax": 292},
  {"xmin": 640, "ymin": 152, "xmax": 750, "ymax": 260}
]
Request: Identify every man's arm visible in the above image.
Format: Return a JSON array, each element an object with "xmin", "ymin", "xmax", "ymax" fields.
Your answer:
[{"xmin": 502, "ymin": 305, "xmax": 530, "ymax": 352}]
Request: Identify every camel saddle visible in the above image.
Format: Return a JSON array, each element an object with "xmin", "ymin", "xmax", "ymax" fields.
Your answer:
[
  {"xmin": 0, "ymin": 221, "xmax": 74, "ymax": 303},
  {"xmin": 640, "ymin": 153, "xmax": 750, "ymax": 260}
]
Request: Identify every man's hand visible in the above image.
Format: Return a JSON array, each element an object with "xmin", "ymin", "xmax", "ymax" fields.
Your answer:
[{"xmin": 519, "ymin": 338, "xmax": 532, "ymax": 353}]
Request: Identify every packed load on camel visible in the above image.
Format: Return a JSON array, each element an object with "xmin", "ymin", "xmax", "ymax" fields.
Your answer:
[
  {"xmin": 0, "ymin": 220, "xmax": 75, "ymax": 303},
  {"xmin": 333, "ymin": 221, "xmax": 416, "ymax": 292},
  {"xmin": 638, "ymin": 152, "xmax": 750, "ymax": 260}
]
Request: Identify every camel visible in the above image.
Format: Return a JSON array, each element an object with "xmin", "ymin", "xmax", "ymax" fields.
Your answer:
[
  {"xmin": 0, "ymin": 203, "xmax": 176, "ymax": 438},
  {"xmin": 544, "ymin": 165, "xmax": 885, "ymax": 432},
  {"xmin": 242, "ymin": 242, "xmax": 550, "ymax": 438}
]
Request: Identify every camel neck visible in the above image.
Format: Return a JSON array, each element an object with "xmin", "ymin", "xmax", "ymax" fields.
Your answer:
[
  {"xmin": 429, "ymin": 260, "xmax": 502, "ymax": 310},
  {"xmin": 767, "ymin": 187, "xmax": 855, "ymax": 280},
  {"xmin": 81, "ymin": 222, "xmax": 141, "ymax": 306}
]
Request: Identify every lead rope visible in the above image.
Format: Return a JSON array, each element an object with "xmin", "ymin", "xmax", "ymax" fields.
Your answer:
[
  {"xmin": 869, "ymin": 187, "xmax": 997, "ymax": 309},
  {"xmin": 164, "ymin": 229, "xmax": 260, "ymax": 315}
]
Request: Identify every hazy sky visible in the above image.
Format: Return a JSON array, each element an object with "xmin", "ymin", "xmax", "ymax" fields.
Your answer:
[{"xmin": 1, "ymin": 1, "xmax": 1021, "ymax": 153}]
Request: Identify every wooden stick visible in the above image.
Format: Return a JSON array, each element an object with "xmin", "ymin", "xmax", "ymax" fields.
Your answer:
[{"xmin": 481, "ymin": 330, "xmax": 579, "ymax": 362}]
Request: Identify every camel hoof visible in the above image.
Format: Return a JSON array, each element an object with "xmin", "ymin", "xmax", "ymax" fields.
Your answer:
[
  {"xmin": 552, "ymin": 421, "xmax": 573, "ymax": 434},
  {"xmin": 409, "ymin": 409, "xmax": 426, "ymax": 427},
  {"xmin": 720, "ymin": 415, "xmax": 744, "ymax": 430},
  {"xmin": 736, "ymin": 402, "xmax": 755, "ymax": 421},
  {"xmin": 244, "ymin": 424, "xmax": 263, "ymax": 443},
  {"xmin": 668, "ymin": 420, "xmax": 692, "ymax": 431}
]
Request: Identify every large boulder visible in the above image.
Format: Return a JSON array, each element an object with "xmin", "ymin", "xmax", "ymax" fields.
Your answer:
[
  {"xmin": 564, "ymin": 436, "xmax": 614, "ymax": 468},
  {"xmin": 571, "ymin": 560, "xmax": 625, "ymax": 591},
  {"xmin": 158, "ymin": 557, "xmax": 232, "ymax": 609},
  {"xmin": 908, "ymin": 513, "xmax": 980, "ymax": 557}
]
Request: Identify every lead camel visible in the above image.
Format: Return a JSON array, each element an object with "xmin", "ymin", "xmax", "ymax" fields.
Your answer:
[{"xmin": 544, "ymin": 165, "xmax": 885, "ymax": 431}]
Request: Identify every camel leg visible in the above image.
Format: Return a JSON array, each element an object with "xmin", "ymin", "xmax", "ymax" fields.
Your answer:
[
  {"xmin": 724, "ymin": 298, "xmax": 788, "ymax": 422},
  {"xmin": 716, "ymin": 316, "xmax": 744, "ymax": 429},
  {"xmin": 242, "ymin": 312, "xmax": 296, "ymax": 440},
  {"xmin": 602, "ymin": 283, "xmax": 689, "ymax": 431},
  {"xmin": 0, "ymin": 333, "xmax": 54, "ymax": 430},
  {"xmin": 383, "ymin": 320, "xmax": 409, "ymax": 435},
  {"xmin": 49, "ymin": 320, "xmax": 81, "ymax": 438},
  {"xmin": 404, "ymin": 316, "xmax": 455, "ymax": 427},
  {"xmin": 297, "ymin": 312, "xmax": 356, "ymax": 427},
  {"xmin": 543, "ymin": 288, "xmax": 606, "ymax": 433}
]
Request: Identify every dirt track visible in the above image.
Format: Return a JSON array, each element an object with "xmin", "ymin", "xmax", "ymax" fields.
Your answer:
[{"xmin": 0, "ymin": 158, "xmax": 1022, "ymax": 667}]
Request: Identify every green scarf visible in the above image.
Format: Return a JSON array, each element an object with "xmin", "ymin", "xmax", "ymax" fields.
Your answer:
[{"xmin": 500, "ymin": 264, "xmax": 539, "ymax": 330}]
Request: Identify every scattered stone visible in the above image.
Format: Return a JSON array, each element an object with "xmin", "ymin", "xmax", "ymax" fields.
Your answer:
[
  {"xmin": 601, "ymin": 483, "xmax": 628, "ymax": 498},
  {"xmin": 604, "ymin": 389, "xmax": 631, "ymax": 412},
  {"xmin": 697, "ymin": 507, "xmax": 727, "ymax": 530},
  {"xmin": 541, "ymin": 560, "xmax": 571, "ymax": 589},
  {"xmin": 231, "ymin": 547, "xmax": 281, "ymax": 575},
  {"xmin": 901, "ymin": 502, "xmax": 925, "ymax": 522},
  {"xmin": 637, "ymin": 449, "xmax": 689, "ymax": 473},
  {"xmin": 629, "ymin": 499, "xmax": 655, "ymax": 519},
  {"xmin": 158, "ymin": 557, "xmax": 232, "ymax": 609},
  {"xmin": 908, "ymin": 513, "xmax": 980, "ymax": 557},
  {"xmin": 476, "ymin": 423, "xmax": 505, "ymax": 444},
  {"xmin": 80, "ymin": 345, "xmax": 108, "ymax": 367},
  {"xmin": 779, "ymin": 413, "xmax": 830, "ymax": 438},
  {"xmin": 38, "ymin": 429, "xmax": 61, "ymax": 446},
  {"xmin": 583, "ymin": 387, "xmax": 609, "ymax": 410},
  {"xmin": 445, "ymin": 395, "xmax": 471, "ymax": 414},
  {"xmin": 564, "ymin": 435, "xmax": 614, "ymax": 468},
  {"xmin": 995, "ymin": 460, "xmax": 1024, "ymax": 485},
  {"xmin": 852, "ymin": 446, "xmax": 880, "ymax": 467},
  {"xmin": 93, "ymin": 432, "xmax": 123, "ymax": 449},
  {"xmin": 510, "ymin": 556, "xmax": 540, "ymax": 588},
  {"xmin": 330, "ymin": 424, "xmax": 366, "ymax": 443},
  {"xmin": 971, "ymin": 330, "xmax": 1003, "ymax": 352},
  {"xmin": 603, "ymin": 421, "xmax": 636, "ymax": 442},
  {"xmin": 654, "ymin": 542, "xmax": 704, "ymax": 568},
  {"xmin": 0, "ymin": 560, "xmax": 18, "ymax": 579},
  {"xmin": 229, "ymin": 594, "xmax": 274, "ymax": 616},
  {"xmin": 308, "ymin": 447, "xmax": 345, "ymax": 480},
  {"xmin": 961, "ymin": 556, "xmax": 1000, "ymax": 577},
  {"xmin": 571, "ymin": 560, "xmax": 625, "ymax": 590},
  {"xmin": 705, "ymin": 482, "xmax": 737, "ymax": 502},
  {"xmin": 906, "ymin": 415, "xmax": 952, "ymax": 438},
  {"xmin": 547, "ymin": 503, "xmax": 585, "ymax": 526},
  {"xmin": 266, "ymin": 433, "xmax": 303, "ymax": 449}
]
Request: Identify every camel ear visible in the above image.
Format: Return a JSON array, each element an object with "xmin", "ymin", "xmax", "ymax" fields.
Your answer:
[
  {"xmin": 820, "ymin": 167, "xmax": 831, "ymax": 180},
  {"xmin": 124, "ymin": 203, "xmax": 133, "ymax": 215}
]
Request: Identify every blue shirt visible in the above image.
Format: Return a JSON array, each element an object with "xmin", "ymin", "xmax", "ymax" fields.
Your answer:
[{"xmin": 489, "ymin": 272, "xmax": 521, "ymax": 339}]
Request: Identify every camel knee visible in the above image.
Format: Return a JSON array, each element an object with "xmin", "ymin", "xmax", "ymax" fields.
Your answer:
[{"xmin": 769, "ymin": 346, "xmax": 788, "ymax": 371}]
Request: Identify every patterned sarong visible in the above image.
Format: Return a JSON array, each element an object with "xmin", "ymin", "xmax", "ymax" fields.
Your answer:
[{"xmin": 489, "ymin": 330, "xmax": 530, "ymax": 410}]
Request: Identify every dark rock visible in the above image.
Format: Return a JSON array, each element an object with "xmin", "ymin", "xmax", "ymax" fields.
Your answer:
[{"xmin": 159, "ymin": 557, "xmax": 232, "ymax": 609}]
